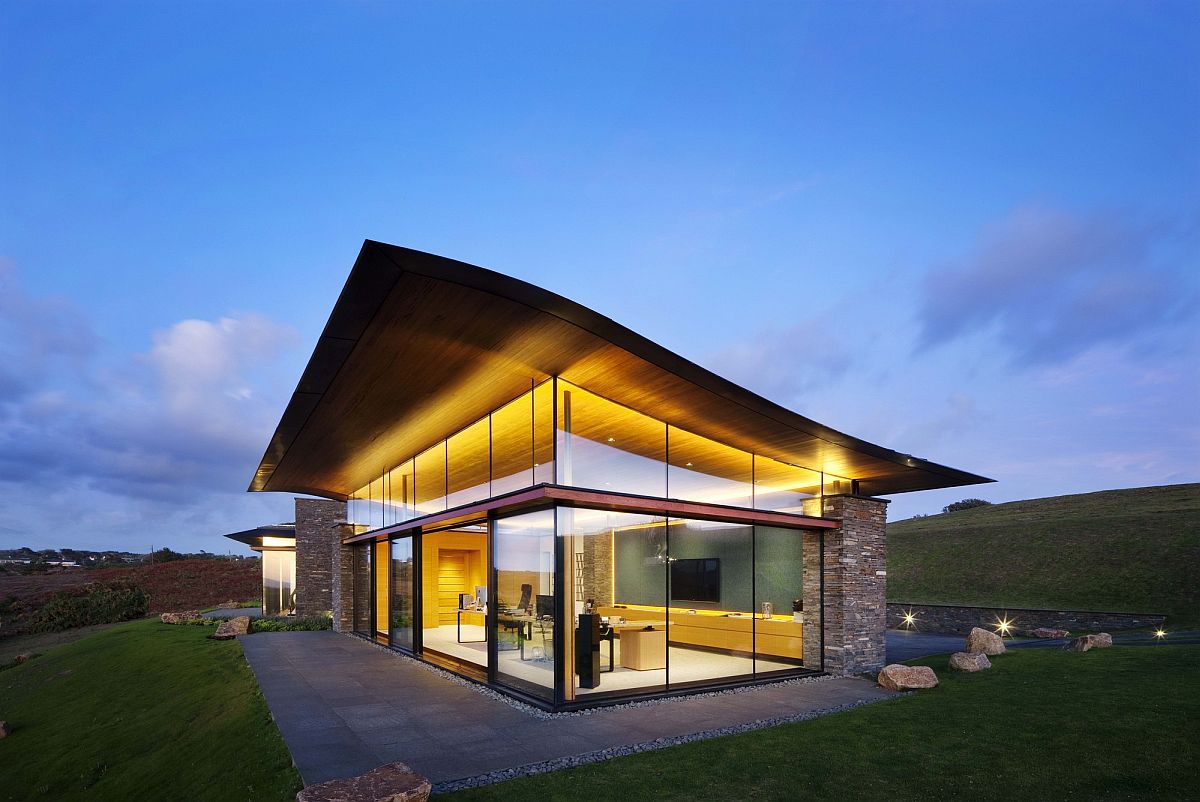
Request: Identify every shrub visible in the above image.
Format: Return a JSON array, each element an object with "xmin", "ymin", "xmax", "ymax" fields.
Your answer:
[
  {"xmin": 251, "ymin": 615, "xmax": 333, "ymax": 632},
  {"xmin": 29, "ymin": 579, "xmax": 150, "ymax": 633},
  {"xmin": 943, "ymin": 498, "xmax": 993, "ymax": 513}
]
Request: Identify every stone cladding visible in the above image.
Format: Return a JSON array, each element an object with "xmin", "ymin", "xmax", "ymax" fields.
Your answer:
[
  {"xmin": 819, "ymin": 494, "xmax": 889, "ymax": 675},
  {"xmin": 293, "ymin": 498, "xmax": 346, "ymax": 618}
]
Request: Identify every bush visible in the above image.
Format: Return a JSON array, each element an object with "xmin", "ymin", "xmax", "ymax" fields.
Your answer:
[
  {"xmin": 251, "ymin": 615, "xmax": 332, "ymax": 632},
  {"xmin": 943, "ymin": 498, "xmax": 993, "ymax": 513},
  {"xmin": 30, "ymin": 579, "xmax": 150, "ymax": 633}
]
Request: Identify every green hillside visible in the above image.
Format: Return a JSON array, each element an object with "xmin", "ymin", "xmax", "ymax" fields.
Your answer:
[{"xmin": 887, "ymin": 483, "xmax": 1200, "ymax": 627}]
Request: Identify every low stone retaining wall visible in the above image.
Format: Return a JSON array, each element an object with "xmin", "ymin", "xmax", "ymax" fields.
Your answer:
[{"xmin": 886, "ymin": 603, "xmax": 1165, "ymax": 635}]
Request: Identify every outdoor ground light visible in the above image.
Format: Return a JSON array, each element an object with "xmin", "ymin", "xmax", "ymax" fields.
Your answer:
[
  {"xmin": 902, "ymin": 609, "xmax": 917, "ymax": 629},
  {"xmin": 1154, "ymin": 628, "xmax": 1167, "ymax": 639},
  {"xmin": 994, "ymin": 616, "xmax": 1014, "ymax": 637}
]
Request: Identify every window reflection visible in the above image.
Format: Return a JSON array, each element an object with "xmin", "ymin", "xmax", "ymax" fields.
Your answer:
[
  {"xmin": 667, "ymin": 427, "xmax": 753, "ymax": 508},
  {"xmin": 753, "ymin": 455, "xmax": 821, "ymax": 514},
  {"xmin": 493, "ymin": 509, "xmax": 556, "ymax": 700},
  {"xmin": 261, "ymin": 549, "xmax": 296, "ymax": 617},
  {"xmin": 557, "ymin": 381, "xmax": 666, "ymax": 497},
  {"xmin": 491, "ymin": 393, "xmax": 533, "ymax": 496},
  {"xmin": 447, "ymin": 419, "xmax": 490, "ymax": 508},
  {"xmin": 415, "ymin": 443, "xmax": 447, "ymax": 515}
]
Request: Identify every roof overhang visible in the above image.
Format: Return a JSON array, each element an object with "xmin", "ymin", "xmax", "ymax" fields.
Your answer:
[
  {"xmin": 249, "ymin": 241, "xmax": 992, "ymax": 499},
  {"xmin": 223, "ymin": 524, "xmax": 296, "ymax": 550}
]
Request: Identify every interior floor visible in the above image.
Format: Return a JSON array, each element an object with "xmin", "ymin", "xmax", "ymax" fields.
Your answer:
[{"xmin": 417, "ymin": 624, "xmax": 802, "ymax": 694}]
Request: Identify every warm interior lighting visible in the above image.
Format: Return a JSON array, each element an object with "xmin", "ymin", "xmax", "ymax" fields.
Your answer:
[
  {"xmin": 606, "ymin": 436, "xmax": 615, "ymax": 442},
  {"xmin": 994, "ymin": 616, "xmax": 1014, "ymax": 636},
  {"xmin": 261, "ymin": 536, "xmax": 294, "ymax": 548}
]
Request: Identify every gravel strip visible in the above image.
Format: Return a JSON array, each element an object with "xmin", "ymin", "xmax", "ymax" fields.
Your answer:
[
  {"xmin": 354, "ymin": 632, "xmax": 837, "ymax": 720},
  {"xmin": 431, "ymin": 695, "xmax": 891, "ymax": 793}
]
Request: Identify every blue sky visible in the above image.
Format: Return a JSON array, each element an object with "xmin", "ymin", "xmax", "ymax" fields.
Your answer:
[{"xmin": 2, "ymin": 2, "xmax": 1197, "ymax": 554}]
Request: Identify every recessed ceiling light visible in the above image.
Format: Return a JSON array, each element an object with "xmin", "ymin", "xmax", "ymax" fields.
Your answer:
[
  {"xmin": 607, "ymin": 437, "xmax": 615, "ymax": 442},
  {"xmin": 686, "ymin": 462, "xmax": 693, "ymax": 467}
]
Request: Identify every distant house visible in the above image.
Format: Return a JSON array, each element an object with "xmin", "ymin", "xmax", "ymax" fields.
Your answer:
[
  {"xmin": 223, "ymin": 524, "xmax": 296, "ymax": 615},
  {"xmin": 242, "ymin": 242, "xmax": 990, "ymax": 711}
]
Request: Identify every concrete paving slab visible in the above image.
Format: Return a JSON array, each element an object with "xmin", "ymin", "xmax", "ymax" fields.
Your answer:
[{"xmin": 241, "ymin": 631, "xmax": 894, "ymax": 789}]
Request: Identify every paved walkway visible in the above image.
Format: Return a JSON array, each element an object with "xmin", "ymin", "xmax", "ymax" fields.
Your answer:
[{"xmin": 242, "ymin": 631, "xmax": 895, "ymax": 789}]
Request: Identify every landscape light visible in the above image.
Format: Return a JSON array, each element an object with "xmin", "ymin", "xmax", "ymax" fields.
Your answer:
[
  {"xmin": 994, "ymin": 616, "xmax": 1014, "ymax": 636},
  {"xmin": 1154, "ymin": 629, "xmax": 1167, "ymax": 639},
  {"xmin": 902, "ymin": 610, "xmax": 917, "ymax": 629}
]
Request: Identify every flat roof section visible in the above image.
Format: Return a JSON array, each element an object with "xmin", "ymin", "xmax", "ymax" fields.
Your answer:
[{"xmin": 249, "ymin": 241, "xmax": 991, "ymax": 499}]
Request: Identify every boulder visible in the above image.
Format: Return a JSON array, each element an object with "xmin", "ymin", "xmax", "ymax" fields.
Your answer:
[
  {"xmin": 877, "ymin": 664, "xmax": 939, "ymax": 691},
  {"xmin": 965, "ymin": 627, "xmax": 1006, "ymax": 655},
  {"xmin": 14, "ymin": 653, "xmax": 36, "ymax": 664},
  {"xmin": 209, "ymin": 615, "xmax": 252, "ymax": 640},
  {"xmin": 1064, "ymin": 633, "xmax": 1114, "ymax": 652},
  {"xmin": 296, "ymin": 762, "xmax": 431, "ymax": 802},
  {"xmin": 160, "ymin": 611, "xmax": 202, "ymax": 625},
  {"xmin": 1031, "ymin": 627, "xmax": 1070, "ymax": 639},
  {"xmin": 0, "ymin": 721, "xmax": 9, "ymax": 738},
  {"xmin": 218, "ymin": 600, "xmax": 240, "ymax": 609},
  {"xmin": 949, "ymin": 651, "xmax": 991, "ymax": 672}
]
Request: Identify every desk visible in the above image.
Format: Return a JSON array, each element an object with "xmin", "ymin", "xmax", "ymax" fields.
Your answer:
[{"xmin": 456, "ymin": 609, "xmax": 486, "ymax": 643}]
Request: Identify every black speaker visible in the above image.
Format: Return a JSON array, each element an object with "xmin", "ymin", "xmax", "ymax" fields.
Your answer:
[{"xmin": 575, "ymin": 613, "xmax": 602, "ymax": 689}]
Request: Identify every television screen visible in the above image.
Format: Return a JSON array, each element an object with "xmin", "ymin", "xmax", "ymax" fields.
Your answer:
[{"xmin": 670, "ymin": 558, "xmax": 720, "ymax": 603}]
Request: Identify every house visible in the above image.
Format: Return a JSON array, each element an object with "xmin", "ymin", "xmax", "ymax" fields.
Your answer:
[
  {"xmin": 224, "ymin": 524, "xmax": 297, "ymax": 615},
  {"xmin": 246, "ymin": 241, "xmax": 990, "ymax": 711}
]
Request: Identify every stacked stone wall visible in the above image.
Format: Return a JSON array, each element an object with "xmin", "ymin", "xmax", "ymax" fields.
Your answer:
[
  {"xmin": 819, "ymin": 495, "xmax": 888, "ymax": 675},
  {"xmin": 330, "ymin": 524, "xmax": 357, "ymax": 633},
  {"xmin": 294, "ymin": 499, "xmax": 346, "ymax": 617}
]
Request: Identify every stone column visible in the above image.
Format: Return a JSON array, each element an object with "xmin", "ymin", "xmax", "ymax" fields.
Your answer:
[
  {"xmin": 818, "ymin": 494, "xmax": 889, "ymax": 675},
  {"xmin": 294, "ymin": 498, "xmax": 346, "ymax": 617},
  {"xmin": 801, "ymin": 531, "xmax": 823, "ymax": 668},
  {"xmin": 330, "ymin": 523, "xmax": 357, "ymax": 633}
]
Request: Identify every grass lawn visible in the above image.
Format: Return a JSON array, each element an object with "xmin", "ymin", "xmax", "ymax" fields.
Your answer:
[
  {"xmin": 0, "ymin": 619, "xmax": 301, "ymax": 801},
  {"xmin": 888, "ymin": 483, "xmax": 1200, "ymax": 628},
  {"xmin": 443, "ymin": 645, "xmax": 1199, "ymax": 801}
]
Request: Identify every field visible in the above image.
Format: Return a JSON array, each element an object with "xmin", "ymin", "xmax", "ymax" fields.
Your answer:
[
  {"xmin": 0, "ymin": 558, "xmax": 260, "ymax": 638},
  {"xmin": 443, "ymin": 645, "xmax": 1199, "ymax": 801},
  {"xmin": 0, "ymin": 619, "xmax": 302, "ymax": 801},
  {"xmin": 887, "ymin": 484, "xmax": 1200, "ymax": 627}
]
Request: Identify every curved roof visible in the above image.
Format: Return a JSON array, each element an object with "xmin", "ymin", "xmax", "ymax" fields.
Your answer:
[{"xmin": 249, "ymin": 241, "xmax": 990, "ymax": 499}]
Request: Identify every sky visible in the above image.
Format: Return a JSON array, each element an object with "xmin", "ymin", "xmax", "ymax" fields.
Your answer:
[{"xmin": 1, "ymin": 2, "xmax": 1197, "ymax": 555}]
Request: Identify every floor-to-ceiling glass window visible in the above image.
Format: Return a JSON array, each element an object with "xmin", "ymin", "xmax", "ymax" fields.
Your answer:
[
  {"xmin": 666, "ymin": 519, "xmax": 755, "ymax": 685},
  {"xmin": 447, "ymin": 419, "xmax": 490, "ymax": 508},
  {"xmin": 754, "ymin": 526, "xmax": 812, "ymax": 671},
  {"xmin": 421, "ymin": 524, "xmax": 488, "ymax": 669},
  {"xmin": 390, "ymin": 537, "xmax": 415, "ymax": 651},
  {"xmin": 560, "ymin": 508, "xmax": 669, "ymax": 700},
  {"xmin": 374, "ymin": 540, "xmax": 390, "ymax": 640},
  {"xmin": 493, "ymin": 509, "xmax": 556, "ymax": 701},
  {"xmin": 352, "ymin": 543, "xmax": 372, "ymax": 635},
  {"xmin": 557, "ymin": 381, "xmax": 667, "ymax": 497},
  {"xmin": 261, "ymin": 549, "xmax": 296, "ymax": 617},
  {"xmin": 667, "ymin": 428, "xmax": 753, "ymax": 508}
]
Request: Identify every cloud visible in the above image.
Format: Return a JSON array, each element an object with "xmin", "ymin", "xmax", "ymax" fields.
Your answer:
[
  {"xmin": 0, "ymin": 266, "xmax": 300, "ymax": 515},
  {"xmin": 915, "ymin": 206, "xmax": 1199, "ymax": 365}
]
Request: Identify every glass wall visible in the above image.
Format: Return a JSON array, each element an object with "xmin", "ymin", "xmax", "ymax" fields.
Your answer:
[
  {"xmin": 261, "ymin": 549, "xmax": 296, "ymax": 616},
  {"xmin": 447, "ymin": 418, "xmax": 490, "ymax": 508},
  {"xmin": 351, "ymin": 543, "xmax": 372, "ymax": 635},
  {"xmin": 754, "ymin": 526, "xmax": 812, "ymax": 670},
  {"xmin": 667, "ymin": 428, "xmax": 753, "ymax": 508},
  {"xmin": 753, "ymin": 455, "xmax": 822, "ymax": 515},
  {"xmin": 667, "ymin": 520, "xmax": 755, "ymax": 684},
  {"xmin": 345, "ymin": 377, "xmax": 852, "ymax": 537},
  {"xmin": 390, "ymin": 537, "xmax": 415, "ymax": 651},
  {"xmin": 493, "ymin": 509, "xmax": 556, "ymax": 701},
  {"xmin": 374, "ymin": 540, "xmax": 390, "ymax": 638},
  {"xmin": 560, "ymin": 508, "xmax": 669, "ymax": 699},
  {"xmin": 557, "ymin": 381, "xmax": 666, "ymax": 497}
]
